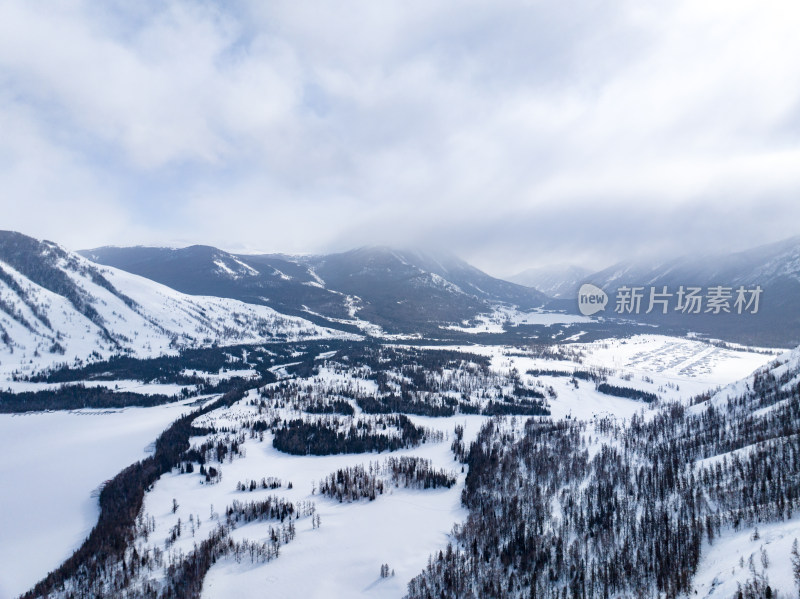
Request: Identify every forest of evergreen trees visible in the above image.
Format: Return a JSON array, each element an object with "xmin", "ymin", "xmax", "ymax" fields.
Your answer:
[
  {"xmin": 318, "ymin": 457, "xmax": 457, "ymax": 502},
  {"xmin": 272, "ymin": 414, "xmax": 441, "ymax": 455},
  {"xmin": 43, "ymin": 494, "xmax": 310, "ymax": 599},
  {"xmin": 595, "ymin": 382, "xmax": 658, "ymax": 402},
  {"xmin": 22, "ymin": 339, "xmax": 364, "ymax": 385},
  {"xmin": 253, "ymin": 344, "xmax": 551, "ymax": 418},
  {"xmin": 0, "ymin": 384, "xmax": 178, "ymax": 412},
  {"xmin": 7, "ymin": 339, "xmax": 557, "ymax": 416},
  {"xmin": 406, "ymin": 360, "xmax": 800, "ymax": 599}
]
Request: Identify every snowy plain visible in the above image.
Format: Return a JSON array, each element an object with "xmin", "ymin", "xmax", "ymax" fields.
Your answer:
[{"xmin": 440, "ymin": 306, "xmax": 592, "ymax": 334}]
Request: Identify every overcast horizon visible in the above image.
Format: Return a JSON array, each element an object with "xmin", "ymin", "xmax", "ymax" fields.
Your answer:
[{"xmin": 2, "ymin": 1, "xmax": 800, "ymax": 277}]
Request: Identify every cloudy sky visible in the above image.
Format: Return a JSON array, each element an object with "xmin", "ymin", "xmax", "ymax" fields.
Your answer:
[{"xmin": 1, "ymin": 0, "xmax": 799, "ymax": 276}]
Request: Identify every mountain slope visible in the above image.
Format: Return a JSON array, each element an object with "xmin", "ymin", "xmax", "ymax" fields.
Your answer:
[
  {"xmin": 592, "ymin": 235, "xmax": 800, "ymax": 289},
  {"xmin": 0, "ymin": 231, "xmax": 345, "ymax": 379},
  {"xmin": 78, "ymin": 245, "xmax": 354, "ymax": 325},
  {"xmin": 408, "ymin": 344, "xmax": 800, "ymax": 598},
  {"xmin": 511, "ymin": 236, "xmax": 800, "ymax": 346},
  {"xmin": 585, "ymin": 236, "xmax": 800, "ymax": 346},
  {"xmin": 304, "ymin": 247, "xmax": 548, "ymax": 332},
  {"xmin": 81, "ymin": 245, "xmax": 549, "ymax": 334}
]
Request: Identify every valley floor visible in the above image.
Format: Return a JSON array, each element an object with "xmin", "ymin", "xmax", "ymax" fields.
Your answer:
[{"xmin": 0, "ymin": 334, "xmax": 786, "ymax": 599}]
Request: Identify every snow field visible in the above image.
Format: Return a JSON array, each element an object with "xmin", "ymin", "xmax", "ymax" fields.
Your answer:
[
  {"xmin": 691, "ymin": 514, "xmax": 800, "ymax": 598},
  {"xmin": 0, "ymin": 401, "xmax": 195, "ymax": 598},
  {"xmin": 132, "ymin": 399, "xmax": 487, "ymax": 598}
]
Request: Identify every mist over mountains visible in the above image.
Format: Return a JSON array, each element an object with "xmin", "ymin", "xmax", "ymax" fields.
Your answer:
[
  {"xmin": 508, "ymin": 264, "xmax": 592, "ymax": 299},
  {"xmin": 555, "ymin": 236, "xmax": 800, "ymax": 347},
  {"xmin": 83, "ymin": 234, "xmax": 800, "ymax": 347}
]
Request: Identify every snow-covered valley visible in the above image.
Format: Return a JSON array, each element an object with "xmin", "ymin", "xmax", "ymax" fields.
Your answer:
[
  {"xmin": 1, "ymin": 332, "xmax": 789, "ymax": 598},
  {"xmin": 3, "ymin": 230, "xmax": 800, "ymax": 599}
]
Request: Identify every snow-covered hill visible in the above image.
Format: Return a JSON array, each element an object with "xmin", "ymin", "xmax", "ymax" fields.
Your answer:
[
  {"xmin": 407, "ymin": 341, "xmax": 800, "ymax": 599},
  {"xmin": 506, "ymin": 236, "xmax": 800, "ymax": 346},
  {"xmin": 591, "ymin": 235, "xmax": 800, "ymax": 289},
  {"xmin": 0, "ymin": 231, "xmax": 348, "ymax": 379}
]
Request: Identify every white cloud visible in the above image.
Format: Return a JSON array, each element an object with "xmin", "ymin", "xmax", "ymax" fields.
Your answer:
[{"xmin": 0, "ymin": 0, "xmax": 799, "ymax": 270}]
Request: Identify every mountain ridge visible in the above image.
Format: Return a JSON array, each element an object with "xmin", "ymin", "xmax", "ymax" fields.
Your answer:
[
  {"xmin": 506, "ymin": 236, "xmax": 800, "ymax": 347},
  {"xmin": 80, "ymin": 243, "xmax": 550, "ymax": 335}
]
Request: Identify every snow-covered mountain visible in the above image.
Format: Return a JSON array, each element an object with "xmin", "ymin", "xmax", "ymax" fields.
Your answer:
[
  {"xmin": 508, "ymin": 264, "xmax": 591, "ymax": 298},
  {"xmin": 79, "ymin": 245, "xmax": 341, "ymax": 314},
  {"xmin": 511, "ymin": 236, "xmax": 800, "ymax": 347},
  {"xmin": 81, "ymin": 245, "xmax": 549, "ymax": 334},
  {"xmin": 0, "ymin": 231, "xmax": 345, "ymax": 379},
  {"xmin": 590, "ymin": 235, "xmax": 800, "ymax": 290},
  {"xmin": 587, "ymin": 236, "xmax": 800, "ymax": 346},
  {"xmin": 306, "ymin": 246, "xmax": 548, "ymax": 331}
]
